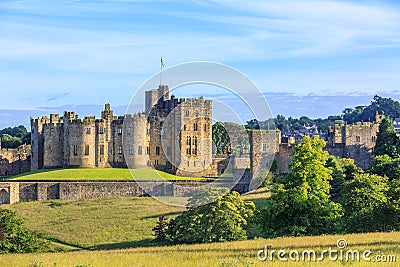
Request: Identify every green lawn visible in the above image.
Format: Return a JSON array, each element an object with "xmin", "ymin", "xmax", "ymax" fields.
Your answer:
[
  {"xmin": 8, "ymin": 168, "xmax": 214, "ymax": 181},
  {"xmin": 2, "ymin": 188, "xmax": 267, "ymax": 250}
]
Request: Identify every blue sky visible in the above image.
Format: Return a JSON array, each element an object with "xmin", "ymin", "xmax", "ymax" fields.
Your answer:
[{"xmin": 1, "ymin": 0, "xmax": 400, "ymax": 127}]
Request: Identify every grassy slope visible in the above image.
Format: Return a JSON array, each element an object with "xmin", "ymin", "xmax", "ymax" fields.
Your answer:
[
  {"xmin": 0, "ymin": 232, "xmax": 398, "ymax": 267},
  {"xmin": 2, "ymin": 189, "xmax": 399, "ymax": 266},
  {"xmin": 8, "ymin": 168, "xmax": 213, "ymax": 181},
  {"xmin": 2, "ymin": 188, "xmax": 269, "ymax": 250}
]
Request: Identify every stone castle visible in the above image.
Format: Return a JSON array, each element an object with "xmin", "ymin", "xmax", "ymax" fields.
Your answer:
[
  {"xmin": 0, "ymin": 85, "xmax": 384, "ymax": 182},
  {"xmin": 30, "ymin": 85, "xmax": 214, "ymax": 177}
]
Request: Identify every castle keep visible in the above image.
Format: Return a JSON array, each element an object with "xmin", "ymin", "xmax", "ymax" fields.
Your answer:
[{"xmin": 31, "ymin": 85, "xmax": 214, "ymax": 177}]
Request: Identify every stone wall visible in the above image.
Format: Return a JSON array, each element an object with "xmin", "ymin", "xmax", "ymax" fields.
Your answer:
[{"xmin": 0, "ymin": 180, "xmax": 251, "ymax": 204}]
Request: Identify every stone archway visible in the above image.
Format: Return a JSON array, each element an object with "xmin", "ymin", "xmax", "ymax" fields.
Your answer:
[{"xmin": 0, "ymin": 188, "xmax": 10, "ymax": 204}]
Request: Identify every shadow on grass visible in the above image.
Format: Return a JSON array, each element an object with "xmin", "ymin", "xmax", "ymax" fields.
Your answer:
[
  {"xmin": 141, "ymin": 211, "xmax": 183, "ymax": 219},
  {"xmin": 90, "ymin": 238, "xmax": 172, "ymax": 250}
]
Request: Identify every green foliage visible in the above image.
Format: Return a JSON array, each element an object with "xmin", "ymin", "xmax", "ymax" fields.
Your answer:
[
  {"xmin": 374, "ymin": 117, "xmax": 399, "ymax": 157},
  {"xmin": 0, "ymin": 208, "xmax": 49, "ymax": 253},
  {"xmin": 167, "ymin": 188, "xmax": 255, "ymax": 244},
  {"xmin": 0, "ymin": 125, "xmax": 30, "ymax": 149},
  {"xmin": 370, "ymin": 154, "xmax": 400, "ymax": 180},
  {"xmin": 212, "ymin": 122, "xmax": 231, "ymax": 155},
  {"xmin": 0, "ymin": 134, "xmax": 22, "ymax": 149},
  {"xmin": 0, "ymin": 125, "xmax": 28, "ymax": 140},
  {"xmin": 341, "ymin": 173, "xmax": 391, "ymax": 233},
  {"xmin": 326, "ymin": 156, "xmax": 345, "ymax": 202},
  {"xmin": 152, "ymin": 216, "xmax": 169, "ymax": 241},
  {"xmin": 260, "ymin": 136, "xmax": 342, "ymax": 237},
  {"xmin": 343, "ymin": 95, "xmax": 400, "ymax": 123},
  {"xmin": 386, "ymin": 179, "xmax": 400, "ymax": 230}
]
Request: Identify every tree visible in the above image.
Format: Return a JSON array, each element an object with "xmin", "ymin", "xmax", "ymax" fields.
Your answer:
[
  {"xmin": 212, "ymin": 122, "xmax": 231, "ymax": 155},
  {"xmin": 0, "ymin": 134, "xmax": 22, "ymax": 149},
  {"xmin": 152, "ymin": 216, "xmax": 169, "ymax": 241},
  {"xmin": 374, "ymin": 117, "xmax": 399, "ymax": 157},
  {"xmin": 167, "ymin": 188, "xmax": 255, "ymax": 244},
  {"xmin": 326, "ymin": 156, "xmax": 345, "ymax": 203},
  {"xmin": 0, "ymin": 208, "xmax": 49, "ymax": 253},
  {"xmin": 260, "ymin": 136, "xmax": 342, "ymax": 237},
  {"xmin": 386, "ymin": 179, "xmax": 400, "ymax": 231},
  {"xmin": 370, "ymin": 154, "xmax": 400, "ymax": 180},
  {"xmin": 341, "ymin": 173, "xmax": 389, "ymax": 233}
]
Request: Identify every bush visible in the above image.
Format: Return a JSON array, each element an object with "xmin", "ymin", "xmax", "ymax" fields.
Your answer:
[
  {"xmin": 0, "ymin": 208, "xmax": 49, "ymax": 253},
  {"xmin": 167, "ymin": 188, "xmax": 255, "ymax": 244}
]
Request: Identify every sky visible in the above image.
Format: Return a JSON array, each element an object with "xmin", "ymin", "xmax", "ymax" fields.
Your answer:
[{"xmin": 1, "ymin": 0, "xmax": 400, "ymax": 128}]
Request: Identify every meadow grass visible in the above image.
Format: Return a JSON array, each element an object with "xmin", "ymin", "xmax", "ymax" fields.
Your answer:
[
  {"xmin": 3, "ymin": 196, "xmax": 186, "ymax": 249},
  {"xmin": 8, "ymin": 168, "xmax": 213, "ymax": 181},
  {"xmin": 0, "ymin": 232, "xmax": 398, "ymax": 267}
]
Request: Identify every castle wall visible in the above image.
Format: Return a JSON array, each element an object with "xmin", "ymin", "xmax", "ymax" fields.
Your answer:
[
  {"xmin": 249, "ymin": 129, "xmax": 281, "ymax": 179},
  {"xmin": 0, "ymin": 146, "xmax": 31, "ymax": 176},
  {"xmin": 0, "ymin": 180, "xmax": 250, "ymax": 204}
]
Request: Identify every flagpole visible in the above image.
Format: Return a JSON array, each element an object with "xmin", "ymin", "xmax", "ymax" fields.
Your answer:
[{"xmin": 160, "ymin": 56, "xmax": 164, "ymax": 86}]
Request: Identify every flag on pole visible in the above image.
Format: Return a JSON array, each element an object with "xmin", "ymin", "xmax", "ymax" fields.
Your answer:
[{"xmin": 161, "ymin": 56, "xmax": 164, "ymax": 68}]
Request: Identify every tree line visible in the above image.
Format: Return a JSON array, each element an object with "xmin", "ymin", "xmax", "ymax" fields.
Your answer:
[{"xmin": 0, "ymin": 125, "xmax": 30, "ymax": 149}]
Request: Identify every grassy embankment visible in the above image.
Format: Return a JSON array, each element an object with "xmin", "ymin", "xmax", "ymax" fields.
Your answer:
[
  {"xmin": 8, "ymin": 168, "xmax": 214, "ymax": 181},
  {"xmin": 1, "ymin": 187, "xmax": 399, "ymax": 266}
]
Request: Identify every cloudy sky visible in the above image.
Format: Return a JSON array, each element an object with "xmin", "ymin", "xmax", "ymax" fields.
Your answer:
[{"xmin": 1, "ymin": 0, "xmax": 400, "ymax": 127}]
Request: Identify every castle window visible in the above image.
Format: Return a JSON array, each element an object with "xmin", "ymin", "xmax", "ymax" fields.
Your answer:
[
  {"xmin": 86, "ymin": 128, "xmax": 91, "ymax": 134},
  {"xmin": 194, "ymin": 161, "xmax": 196, "ymax": 167},
  {"xmin": 183, "ymin": 124, "xmax": 186, "ymax": 131},
  {"xmin": 118, "ymin": 128, "xmax": 122, "ymax": 135},
  {"xmin": 193, "ymin": 123, "xmax": 198, "ymax": 131},
  {"xmin": 146, "ymin": 129, "xmax": 150, "ymax": 135},
  {"xmin": 204, "ymin": 124, "xmax": 207, "ymax": 132},
  {"xmin": 185, "ymin": 110, "xmax": 189, "ymax": 117},
  {"xmin": 372, "ymin": 136, "xmax": 376, "ymax": 142},
  {"xmin": 100, "ymin": 145, "xmax": 104, "ymax": 155},
  {"xmin": 146, "ymin": 146, "xmax": 150, "ymax": 155},
  {"xmin": 196, "ymin": 112, "xmax": 199, "ymax": 117},
  {"xmin": 99, "ymin": 127, "xmax": 104, "ymax": 134},
  {"xmin": 192, "ymin": 148, "xmax": 196, "ymax": 155},
  {"xmin": 187, "ymin": 161, "xmax": 189, "ymax": 167},
  {"xmin": 118, "ymin": 146, "xmax": 123, "ymax": 154},
  {"xmin": 263, "ymin": 144, "xmax": 267, "ymax": 152},
  {"xmin": 156, "ymin": 146, "xmax": 160, "ymax": 156},
  {"xmin": 155, "ymin": 160, "xmax": 159, "ymax": 165},
  {"xmin": 192, "ymin": 137, "xmax": 197, "ymax": 145},
  {"xmin": 84, "ymin": 145, "xmax": 90, "ymax": 156},
  {"xmin": 110, "ymin": 147, "xmax": 114, "ymax": 155},
  {"xmin": 129, "ymin": 146, "xmax": 134, "ymax": 155},
  {"xmin": 186, "ymin": 148, "xmax": 190, "ymax": 155},
  {"xmin": 127, "ymin": 128, "xmax": 131, "ymax": 135},
  {"xmin": 138, "ymin": 146, "xmax": 142, "ymax": 155},
  {"xmin": 186, "ymin": 136, "xmax": 190, "ymax": 145},
  {"xmin": 356, "ymin": 136, "xmax": 361, "ymax": 142},
  {"xmin": 73, "ymin": 145, "xmax": 78, "ymax": 156}
]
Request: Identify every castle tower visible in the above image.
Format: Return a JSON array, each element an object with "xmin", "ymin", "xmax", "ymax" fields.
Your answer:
[
  {"xmin": 145, "ymin": 89, "xmax": 158, "ymax": 114},
  {"xmin": 157, "ymin": 85, "xmax": 169, "ymax": 103}
]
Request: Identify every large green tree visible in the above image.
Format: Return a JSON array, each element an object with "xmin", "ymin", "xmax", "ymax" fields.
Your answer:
[
  {"xmin": 374, "ymin": 117, "xmax": 399, "ymax": 157},
  {"xmin": 0, "ymin": 208, "xmax": 49, "ymax": 253},
  {"xmin": 167, "ymin": 188, "xmax": 255, "ymax": 244},
  {"xmin": 260, "ymin": 136, "xmax": 342, "ymax": 237},
  {"xmin": 341, "ymin": 173, "xmax": 390, "ymax": 233},
  {"xmin": 370, "ymin": 154, "xmax": 400, "ymax": 180}
]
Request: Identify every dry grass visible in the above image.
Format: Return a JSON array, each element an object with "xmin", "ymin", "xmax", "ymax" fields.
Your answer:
[{"xmin": 0, "ymin": 232, "xmax": 398, "ymax": 267}]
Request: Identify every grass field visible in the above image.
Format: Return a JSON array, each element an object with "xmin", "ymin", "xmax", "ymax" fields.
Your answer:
[
  {"xmin": 0, "ymin": 232, "xmax": 398, "ymax": 267},
  {"xmin": 8, "ymin": 168, "xmax": 214, "ymax": 181},
  {"xmin": 2, "ymin": 188, "xmax": 399, "ymax": 266}
]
